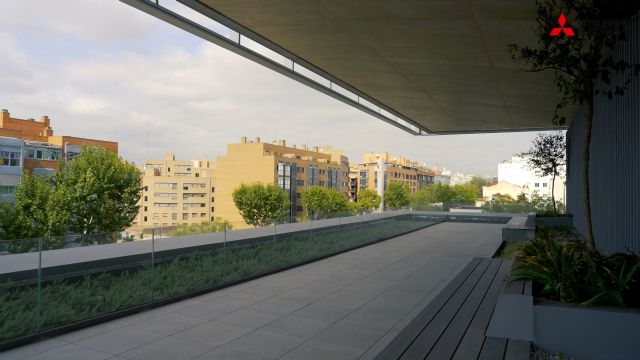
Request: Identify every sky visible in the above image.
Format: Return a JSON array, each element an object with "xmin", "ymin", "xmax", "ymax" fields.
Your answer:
[{"xmin": 0, "ymin": 0, "xmax": 549, "ymax": 176}]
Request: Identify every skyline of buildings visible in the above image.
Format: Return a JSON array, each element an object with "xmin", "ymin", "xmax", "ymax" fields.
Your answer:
[
  {"xmin": 1, "ymin": 107, "xmax": 532, "ymax": 229},
  {"xmin": 215, "ymin": 137, "xmax": 350, "ymax": 227}
]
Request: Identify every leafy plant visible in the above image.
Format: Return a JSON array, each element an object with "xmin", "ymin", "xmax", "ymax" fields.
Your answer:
[
  {"xmin": 512, "ymin": 231, "xmax": 640, "ymax": 307},
  {"xmin": 384, "ymin": 181, "xmax": 410, "ymax": 209},
  {"xmin": 171, "ymin": 218, "xmax": 232, "ymax": 237},
  {"xmin": 232, "ymin": 183, "xmax": 289, "ymax": 227},
  {"xmin": 300, "ymin": 186, "xmax": 350, "ymax": 219}
]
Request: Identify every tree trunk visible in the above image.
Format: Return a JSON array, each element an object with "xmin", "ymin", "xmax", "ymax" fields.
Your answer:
[
  {"xmin": 551, "ymin": 173, "xmax": 557, "ymax": 214},
  {"xmin": 583, "ymin": 96, "xmax": 596, "ymax": 249}
]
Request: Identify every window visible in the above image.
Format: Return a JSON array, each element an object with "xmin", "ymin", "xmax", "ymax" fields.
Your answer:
[
  {"xmin": 297, "ymin": 179, "xmax": 304, "ymax": 186},
  {"xmin": 143, "ymin": 216, "xmax": 148, "ymax": 222},
  {"xmin": 155, "ymin": 192, "xmax": 177, "ymax": 200},
  {"xmin": 154, "ymin": 203, "xmax": 177, "ymax": 209},
  {"xmin": 0, "ymin": 146, "xmax": 21, "ymax": 167},
  {"xmin": 200, "ymin": 213, "xmax": 206, "ymax": 218},
  {"xmin": 172, "ymin": 213, "xmax": 177, "ymax": 220},
  {"xmin": 144, "ymin": 196, "xmax": 148, "ymax": 201},
  {"xmin": 543, "ymin": 183, "xmax": 548, "ymax": 187},
  {"xmin": 0, "ymin": 185, "xmax": 15, "ymax": 194},
  {"xmin": 182, "ymin": 213, "xmax": 188, "ymax": 220},
  {"xmin": 155, "ymin": 182, "xmax": 177, "ymax": 190},
  {"xmin": 162, "ymin": 213, "xmax": 168, "ymax": 218},
  {"xmin": 535, "ymin": 183, "xmax": 540, "ymax": 187},
  {"xmin": 144, "ymin": 206, "xmax": 147, "ymax": 212}
]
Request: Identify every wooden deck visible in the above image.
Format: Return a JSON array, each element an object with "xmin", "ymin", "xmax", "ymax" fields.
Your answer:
[{"xmin": 374, "ymin": 257, "xmax": 530, "ymax": 360}]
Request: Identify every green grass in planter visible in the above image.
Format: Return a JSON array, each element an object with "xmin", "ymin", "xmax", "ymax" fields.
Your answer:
[{"xmin": 0, "ymin": 217, "xmax": 434, "ymax": 343}]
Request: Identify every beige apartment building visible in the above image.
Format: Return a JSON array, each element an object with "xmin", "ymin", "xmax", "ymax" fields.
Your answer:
[
  {"xmin": 215, "ymin": 137, "xmax": 349, "ymax": 228},
  {"xmin": 349, "ymin": 152, "xmax": 435, "ymax": 204},
  {"xmin": 131, "ymin": 153, "xmax": 215, "ymax": 229}
]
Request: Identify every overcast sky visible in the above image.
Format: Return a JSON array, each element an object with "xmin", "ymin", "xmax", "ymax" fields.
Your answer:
[{"xmin": 1, "ymin": 0, "xmax": 550, "ymax": 176}]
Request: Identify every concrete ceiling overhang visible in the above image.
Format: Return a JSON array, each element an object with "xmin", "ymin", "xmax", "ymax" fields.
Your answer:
[{"xmin": 136, "ymin": 0, "xmax": 574, "ymax": 134}]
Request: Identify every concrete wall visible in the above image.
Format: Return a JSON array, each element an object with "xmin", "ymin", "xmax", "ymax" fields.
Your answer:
[{"xmin": 566, "ymin": 16, "xmax": 640, "ymax": 254}]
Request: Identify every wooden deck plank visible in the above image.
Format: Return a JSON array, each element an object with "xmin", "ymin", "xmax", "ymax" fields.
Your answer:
[
  {"xmin": 505, "ymin": 339, "xmax": 531, "ymax": 360},
  {"xmin": 425, "ymin": 259, "xmax": 503, "ymax": 360},
  {"xmin": 399, "ymin": 258, "xmax": 493, "ymax": 360},
  {"xmin": 478, "ymin": 336, "xmax": 507, "ymax": 360},
  {"xmin": 451, "ymin": 260, "xmax": 512, "ymax": 360},
  {"xmin": 373, "ymin": 257, "xmax": 483, "ymax": 360}
]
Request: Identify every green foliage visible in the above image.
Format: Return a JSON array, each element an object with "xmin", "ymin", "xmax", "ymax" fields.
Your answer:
[
  {"xmin": 232, "ymin": 183, "xmax": 290, "ymax": 227},
  {"xmin": 12, "ymin": 173, "xmax": 69, "ymax": 238},
  {"xmin": 512, "ymin": 230, "xmax": 640, "ymax": 307},
  {"xmin": 57, "ymin": 146, "xmax": 142, "ymax": 234},
  {"xmin": 351, "ymin": 189, "xmax": 381, "ymax": 214},
  {"xmin": 483, "ymin": 192, "xmax": 565, "ymax": 214},
  {"xmin": 384, "ymin": 181, "xmax": 410, "ymax": 209},
  {"xmin": 411, "ymin": 183, "xmax": 478, "ymax": 210},
  {"xmin": 300, "ymin": 186, "xmax": 350, "ymax": 219},
  {"xmin": 0, "ymin": 215, "xmax": 435, "ymax": 342},
  {"xmin": 496, "ymin": 240, "xmax": 526, "ymax": 260},
  {"xmin": 171, "ymin": 218, "xmax": 232, "ymax": 237},
  {"xmin": 508, "ymin": 1, "xmax": 640, "ymax": 125},
  {"xmin": 0, "ymin": 202, "xmax": 32, "ymax": 241}
]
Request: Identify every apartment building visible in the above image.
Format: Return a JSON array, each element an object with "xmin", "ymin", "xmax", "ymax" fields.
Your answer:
[
  {"xmin": 132, "ymin": 153, "xmax": 215, "ymax": 229},
  {"xmin": 349, "ymin": 152, "xmax": 435, "ymax": 206},
  {"xmin": 215, "ymin": 137, "xmax": 349, "ymax": 228},
  {"xmin": 0, "ymin": 109, "xmax": 118, "ymax": 200}
]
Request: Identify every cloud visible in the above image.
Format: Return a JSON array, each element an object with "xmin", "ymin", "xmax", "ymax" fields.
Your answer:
[
  {"xmin": 0, "ymin": 0, "xmax": 154, "ymax": 42},
  {"xmin": 0, "ymin": 1, "xmax": 541, "ymax": 175}
]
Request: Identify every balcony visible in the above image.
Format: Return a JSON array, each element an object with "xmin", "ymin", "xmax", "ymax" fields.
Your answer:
[{"xmin": 0, "ymin": 211, "xmax": 516, "ymax": 359}]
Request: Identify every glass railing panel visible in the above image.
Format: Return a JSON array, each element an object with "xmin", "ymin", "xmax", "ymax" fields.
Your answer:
[{"xmin": 0, "ymin": 238, "xmax": 40, "ymax": 343}]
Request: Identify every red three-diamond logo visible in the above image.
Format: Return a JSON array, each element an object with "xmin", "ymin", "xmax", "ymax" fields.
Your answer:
[{"xmin": 550, "ymin": 13, "xmax": 575, "ymax": 37}]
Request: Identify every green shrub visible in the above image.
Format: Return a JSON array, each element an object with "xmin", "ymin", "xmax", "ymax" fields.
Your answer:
[{"xmin": 512, "ymin": 232, "xmax": 640, "ymax": 307}]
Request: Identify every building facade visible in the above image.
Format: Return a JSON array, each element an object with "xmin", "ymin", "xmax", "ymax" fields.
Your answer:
[
  {"xmin": 349, "ymin": 152, "xmax": 434, "ymax": 208},
  {"xmin": 498, "ymin": 155, "xmax": 565, "ymax": 203},
  {"xmin": 0, "ymin": 109, "xmax": 118, "ymax": 200},
  {"xmin": 131, "ymin": 153, "xmax": 215, "ymax": 229},
  {"xmin": 215, "ymin": 137, "xmax": 349, "ymax": 228}
]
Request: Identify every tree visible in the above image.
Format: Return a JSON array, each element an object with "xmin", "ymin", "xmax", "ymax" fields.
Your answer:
[
  {"xmin": 508, "ymin": 0, "xmax": 640, "ymax": 249},
  {"xmin": 520, "ymin": 132, "xmax": 566, "ymax": 214},
  {"xmin": 384, "ymin": 181, "xmax": 410, "ymax": 209},
  {"xmin": 452, "ymin": 184, "xmax": 479, "ymax": 204},
  {"xmin": 469, "ymin": 176, "xmax": 496, "ymax": 198},
  {"xmin": 57, "ymin": 146, "xmax": 142, "ymax": 235},
  {"xmin": 232, "ymin": 182, "xmax": 290, "ymax": 227},
  {"xmin": 352, "ymin": 189, "xmax": 381, "ymax": 213},
  {"xmin": 301, "ymin": 186, "xmax": 349, "ymax": 219},
  {"xmin": 0, "ymin": 201, "xmax": 32, "ymax": 240},
  {"xmin": 13, "ymin": 173, "xmax": 68, "ymax": 237}
]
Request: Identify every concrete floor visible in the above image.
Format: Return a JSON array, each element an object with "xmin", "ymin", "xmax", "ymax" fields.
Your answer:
[{"xmin": 2, "ymin": 222, "xmax": 503, "ymax": 360}]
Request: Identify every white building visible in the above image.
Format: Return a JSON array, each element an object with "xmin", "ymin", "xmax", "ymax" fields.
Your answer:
[{"xmin": 496, "ymin": 155, "xmax": 565, "ymax": 202}]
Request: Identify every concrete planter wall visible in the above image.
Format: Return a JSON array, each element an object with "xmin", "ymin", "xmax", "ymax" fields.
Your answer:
[
  {"xmin": 488, "ymin": 267, "xmax": 640, "ymax": 359},
  {"xmin": 534, "ymin": 303, "xmax": 640, "ymax": 360},
  {"xmin": 535, "ymin": 216, "xmax": 573, "ymax": 228}
]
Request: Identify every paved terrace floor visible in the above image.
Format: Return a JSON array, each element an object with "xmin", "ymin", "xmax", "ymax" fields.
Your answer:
[{"xmin": 3, "ymin": 222, "xmax": 503, "ymax": 360}]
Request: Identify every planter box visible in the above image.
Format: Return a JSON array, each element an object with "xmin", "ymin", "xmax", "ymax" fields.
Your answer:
[
  {"xmin": 534, "ymin": 303, "xmax": 640, "ymax": 360},
  {"xmin": 489, "ymin": 288, "xmax": 640, "ymax": 359},
  {"xmin": 535, "ymin": 216, "xmax": 573, "ymax": 228}
]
